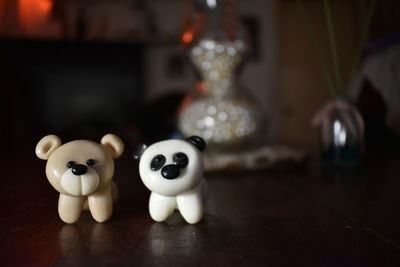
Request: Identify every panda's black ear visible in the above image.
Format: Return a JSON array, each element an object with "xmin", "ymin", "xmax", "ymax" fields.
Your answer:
[
  {"xmin": 186, "ymin": 136, "xmax": 206, "ymax": 151},
  {"xmin": 133, "ymin": 144, "xmax": 148, "ymax": 161}
]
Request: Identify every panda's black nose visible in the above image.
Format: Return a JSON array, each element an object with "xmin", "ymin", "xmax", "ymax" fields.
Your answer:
[
  {"xmin": 72, "ymin": 164, "xmax": 88, "ymax": 176},
  {"xmin": 161, "ymin": 165, "xmax": 180, "ymax": 180}
]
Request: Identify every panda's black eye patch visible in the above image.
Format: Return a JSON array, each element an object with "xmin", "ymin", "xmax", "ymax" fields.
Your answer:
[
  {"xmin": 173, "ymin": 152, "xmax": 189, "ymax": 168},
  {"xmin": 67, "ymin": 161, "xmax": 76, "ymax": 168},
  {"xmin": 151, "ymin": 154, "xmax": 166, "ymax": 171},
  {"xmin": 86, "ymin": 159, "xmax": 95, "ymax": 166}
]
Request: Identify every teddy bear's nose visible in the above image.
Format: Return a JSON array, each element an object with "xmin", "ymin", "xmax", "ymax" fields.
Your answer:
[
  {"xmin": 161, "ymin": 165, "xmax": 180, "ymax": 180},
  {"xmin": 72, "ymin": 164, "xmax": 88, "ymax": 176}
]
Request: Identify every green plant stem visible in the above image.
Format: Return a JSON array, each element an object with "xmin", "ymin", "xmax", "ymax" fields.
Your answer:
[
  {"xmin": 296, "ymin": 0, "xmax": 337, "ymax": 98},
  {"xmin": 350, "ymin": 0, "xmax": 378, "ymax": 78},
  {"xmin": 323, "ymin": 0, "xmax": 343, "ymax": 96}
]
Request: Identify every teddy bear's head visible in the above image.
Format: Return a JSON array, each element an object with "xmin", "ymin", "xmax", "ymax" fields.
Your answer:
[
  {"xmin": 137, "ymin": 136, "xmax": 206, "ymax": 196},
  {"xmin": 36, "ymin": 134, "xmax": 124, "ymax": 197}
]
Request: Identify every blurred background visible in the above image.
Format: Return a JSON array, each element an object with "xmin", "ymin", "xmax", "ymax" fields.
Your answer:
[{"xmin": 0, "ymin": 0, "xmax": 399, "ymax": 169}]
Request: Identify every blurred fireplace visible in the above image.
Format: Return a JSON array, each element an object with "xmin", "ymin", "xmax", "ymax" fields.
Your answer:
[{"xmin": 0, "ymin": 39, "xmax": 144, "ymax": 154}]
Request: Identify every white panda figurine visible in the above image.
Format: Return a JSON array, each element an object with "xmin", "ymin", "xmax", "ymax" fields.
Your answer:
[{"xmin": 135, "ymin": 136, "xmax": 206, "ymax": 224}]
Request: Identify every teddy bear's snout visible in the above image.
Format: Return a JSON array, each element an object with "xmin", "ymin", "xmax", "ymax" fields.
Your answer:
[{"xmin": 72, "ymin": 164, "xmax": 88, "ymax": 176}]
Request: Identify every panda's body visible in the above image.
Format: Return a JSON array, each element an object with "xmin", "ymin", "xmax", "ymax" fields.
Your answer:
[{"xmin": 138, "ymin": 136, "xmax": 206, "ymax": 224}]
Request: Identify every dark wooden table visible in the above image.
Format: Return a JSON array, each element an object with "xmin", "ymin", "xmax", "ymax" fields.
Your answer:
[{"xmin": 1, "ymin": 153, "xmax": 400, "ymax": 266}]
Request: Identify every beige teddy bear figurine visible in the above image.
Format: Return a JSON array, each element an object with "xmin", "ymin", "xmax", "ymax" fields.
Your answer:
[{"xmin": 35, "ymin": 134, "xmax": 124, "ymax": 223}]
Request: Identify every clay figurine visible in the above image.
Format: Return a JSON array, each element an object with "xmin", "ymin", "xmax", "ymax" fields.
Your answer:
[
  {"xmin": 35, "ymin": 134, "xmax": 124, "ymax": 223},
  {"xmin": 135, "ymin": 136, "xmax": 206, "ymax": 224}
]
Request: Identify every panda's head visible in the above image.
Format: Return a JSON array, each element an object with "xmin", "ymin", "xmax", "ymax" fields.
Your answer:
[{"xmin": 137, "ymin": 136, "xmax": 206, "ymax": 196}]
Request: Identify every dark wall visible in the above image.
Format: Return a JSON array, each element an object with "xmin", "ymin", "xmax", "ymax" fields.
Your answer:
[{"xmin": 0, "ymin": 39, "xmax": 144, "ymax": 154}]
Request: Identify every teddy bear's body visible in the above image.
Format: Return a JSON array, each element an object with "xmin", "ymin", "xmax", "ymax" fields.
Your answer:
[
  {"xmin": 138, "ymin": 136, "xmax": 206, "ymax": 224},
  {"xmin": 36, "ymin": 134, "xmax": 124, "ymax": 223}
]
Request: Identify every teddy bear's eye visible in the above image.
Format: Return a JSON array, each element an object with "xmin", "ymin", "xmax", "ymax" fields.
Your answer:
[
  {"xmin": 173, "ymin": 152, "xmax": 189, "ymax": 168},
  {"xmin": 151, "ymin": 154, "xmax": 166, "ymax": 171},
  {"xmin": 86, "ymin": 159, "xmax": 95, "ymax": 166},
  {"xmin": 67, "ymin": 161, "xmax": 76, "ymax": 168}
]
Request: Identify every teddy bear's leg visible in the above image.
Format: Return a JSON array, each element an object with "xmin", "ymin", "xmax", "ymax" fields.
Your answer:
[
  {"xmin": 84, "ymin": 182, "xmax": 117, "ymax": 211},
  {"xmin": 176, "ymin": 185, "xmax": 204, "ymax": 224},
  {"xmin": 58, "ymin": 194, "xmax": 85, "ymax": 224},
  {"xmin": 88, "ymin": 184, "xmax": 113, "ymax": 223},
  {"xmin": 149, "ymin": 192, "xmax": 177, "ymax": 222}
]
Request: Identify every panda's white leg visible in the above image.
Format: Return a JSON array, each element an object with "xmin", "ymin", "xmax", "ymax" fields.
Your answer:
[
  {"xmin": 176, "ymin": 184, "xmax": 204, "ymax": 224},
  {"xmin": 149, "ymin": 192, "xmax": 177, "ymax": 222}
]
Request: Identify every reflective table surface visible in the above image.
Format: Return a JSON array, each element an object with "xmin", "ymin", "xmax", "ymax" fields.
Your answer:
[{"xmin": 1, "ymin": 153, "xmax": 400, "ymax": 266}]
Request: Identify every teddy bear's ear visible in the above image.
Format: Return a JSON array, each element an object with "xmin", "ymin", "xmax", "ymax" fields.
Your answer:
[
  {"xmin": 186, "ymin": 135, "xmax": 206, "ymax": 151},
  {"xmin": 101, "ymin": 134, "xmax": 124, "ymax": 159},
  {"xmin": 133, "ymin": 144, "xmax": 148, "ymax": 161},
  {"xmin": 35, "ymin": 135, "xmax": 62, "ymax": 160}
]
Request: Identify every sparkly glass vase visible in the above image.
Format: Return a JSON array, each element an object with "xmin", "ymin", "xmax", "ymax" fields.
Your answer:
[
  {"xmin": 312, "ymin": 100, "xmax": 364, "ymax": 166},
  {"xmin": 178, "ymin": 0, "xmax": 262, "ymax": 152}
]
